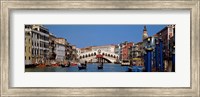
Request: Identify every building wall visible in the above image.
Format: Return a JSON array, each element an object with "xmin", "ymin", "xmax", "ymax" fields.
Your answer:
[
  {"xmin": 156, "ymin": 25, "xmax": 175, "ymax": 59},
  {"xmin": 55, "ymin": 38, "xmax": 66, "ymax": 45},
  {"xmin": 25, "ymin": 26, "xmax": 32, "ymax": 65},
  {"xmin": 121, "ymin": 42, "xmax": 133, "ymax": 60},
  {"xmin": 55, "ymin": 44, "xmax": 65, "ymax": 62},
  {"xmin": 49, "ymin": 33, "xmax": 56, "ymax": 60},
  {"xmin": 31, "ymin": 25, "xmax": 49, "ymax": 64}
]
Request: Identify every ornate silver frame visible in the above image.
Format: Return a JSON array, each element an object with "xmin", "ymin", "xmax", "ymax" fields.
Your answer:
[{"xmin": 1, "ymin": 0, "xmax": 199, "ymax": 96}]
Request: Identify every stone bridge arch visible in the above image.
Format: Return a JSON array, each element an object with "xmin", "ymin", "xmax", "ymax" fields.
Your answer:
[{"xmin": 79, "ymin": 50, "xmax": 119, "ymax": 63}]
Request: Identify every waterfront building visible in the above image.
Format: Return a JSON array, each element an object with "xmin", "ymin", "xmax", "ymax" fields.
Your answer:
[
  {"xmin": 49, "ymin": 33, "xmax": 56, "ymax": 61},
  {"xmin": 71, "ymin": 45, "xmax": 78, "ymax": 61},
  {"xmin": 155, "ymin": 25, "xmax": 175, "ymax": 60},
  {"xmin": 31, "ymin": 25, "xmax": 49, "ymax": 64},
  {"xmin": 55, "ymin": 38, "xmax": 68, "ymax": 61},
  {"xmin": 65, "ymin": 43, "xmax": 73, "ymax": 60},
  {"xmin": 80, "ymin": 47, "xmax": 93, "ymax": 53},
  {"xmin": 130, "ymin": 42, "xmax": 143, "ymax": 66},
  {"xmin": 169, "ymin": 25, "xmax": 175, "ymax": 56},
  {"xmin": 25, "ymin": 25, "xmax": 32, "ymax": 65},
  {"xmin": 155, "ymin": 25, "xmax": 175, "ymax": 70},
  {"xmin": 114, "ymin": 44, "xmax": 121, "ymax": 56},
  {"xmin": 120, "ymin": 41, "xmax": 134, "ymax": 61},
  {"xmin": 55, "ymin": 38, "xmax": 67, "ymax": 45},
  {"xmin": 55, "ymin": 42, "xmax": 65, "ymax": 62},
  {"xmin": 131, "ymin": 42, "xmax": 143, "ymax": 58}
]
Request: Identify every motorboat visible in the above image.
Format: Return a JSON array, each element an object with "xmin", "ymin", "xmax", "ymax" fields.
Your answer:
[{"xmin": 121, "ymin": 60, "xmax": 130, "ymax": 66}]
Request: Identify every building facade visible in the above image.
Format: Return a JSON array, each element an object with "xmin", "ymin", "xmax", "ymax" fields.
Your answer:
[
  {"xmin": 114, "ymin": 44, "xmax": 121, "ymax": 57},
  {"xmin": 25, "ymin": 25, "xmax": 32, "ymax": 65},
  {"xmin": 120, "ymin": 41, "xmax": 134, "ymax": 61},
  {"xmin": 71, "ymin": 45, "xmax": 78, "ymax": 61},
  {"xmin": 31, "ymin": 25, "xmax": 49, "ymax": 64},
  {"xmin": 55, "ymin": 43, "xmax": 65, "ymax": 62},
  {"xmin": 49, "ymin": 33, "xmax": 56, "ymax": 61},
  {"xmin": 156, "ymin": 25, "xmax": 175, "ymax": 60},
  {"xmin": 131, "ymin": 42, "xmax": 143, "ymax": 58}
]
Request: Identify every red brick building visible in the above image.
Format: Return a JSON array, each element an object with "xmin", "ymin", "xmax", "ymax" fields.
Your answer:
[
  {"xmin": 121, "ymin": 41, "xmax": 134, "ymax": 60},
  {"xmin": 156, "ymin": 25, "xmax": 175, "ymax": 59}
]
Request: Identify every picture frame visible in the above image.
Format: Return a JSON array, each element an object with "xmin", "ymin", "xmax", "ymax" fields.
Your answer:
[{"xmin": 1, "ymin": 0, "xmax": 199, "ymax": 96}]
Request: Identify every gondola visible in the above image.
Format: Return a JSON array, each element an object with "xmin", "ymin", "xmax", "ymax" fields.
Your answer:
[
  {"xmin": 127, "ymin": 67, "xmax": 133, "ymax": 72},
  {"xmin": 78, "ymin": 63, "xmax": 87, "ymax": 70},
  {"xmin": 78, "ymin": 66, "xmax": 86, "ymax": 70},
  {"xmin": 66, "ymin": 64, "xmax": 70, "ymax": 67},
  {"xmin": 61, "ymin": 64, "xmax": 66, "ymax": 67},
  {"xmin": 98, "ymin": 66, "xmax": 103, "ymax": 69}
]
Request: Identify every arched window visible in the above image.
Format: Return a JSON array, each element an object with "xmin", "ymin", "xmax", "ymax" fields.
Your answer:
[
  {"xmin": 94, "ymin": 52, "xmax": 96, "ymax": 55},
  {"xmin": 83, "ymin": 55, "xmax": 85, "ymax": 58},
  {"xmin": 86, "ymin": 54, "xmax": 88, "ymax": 57},
  {"xmin": 80, "ymin": 56, "xmax": 82, "ymax": 59},
  {"xmin": 114, "ymin": 56, "xmax": 116, "ymax": 58},
  {"xmin": 102, "ymin": 53, "xmax": 104, "ymax": 55},
  {"xmin": 91, "ymin": 53, "xmax": 93, "ymax": 56}
]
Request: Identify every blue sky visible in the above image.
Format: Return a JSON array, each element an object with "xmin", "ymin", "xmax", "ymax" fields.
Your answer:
[{"xmin": 44, "ymin": 25, "xmax": 166, "ymax": 48}]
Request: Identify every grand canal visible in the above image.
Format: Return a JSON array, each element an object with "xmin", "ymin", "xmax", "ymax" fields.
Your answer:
[{"xmin": 25, "ymin": 63, "xmax": 144, "ymax": 72}]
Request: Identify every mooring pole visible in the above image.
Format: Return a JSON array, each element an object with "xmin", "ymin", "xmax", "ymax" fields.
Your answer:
[
  {"xmin": 144, "ymin": 53, "xmax": 147, "ymax": 72},
  {"xmin": 155, "ymin": 39, "xmax": 159, "ymax": 71},
  {"xmin": 146, "ymin": 38, "xmax": 153, "ymax": 72},
  {"xmin": 159, "ymin": 38, "xmax": 164, "ymax": 72},
  {"xmin": 172, "ymin": 46, "xmax": 175, "ymax": 72}
]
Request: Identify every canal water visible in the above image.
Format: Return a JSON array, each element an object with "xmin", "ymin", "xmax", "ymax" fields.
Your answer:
[{"xmin": 25, "ymin": 63, "xmax": 144, "ymax": 72}]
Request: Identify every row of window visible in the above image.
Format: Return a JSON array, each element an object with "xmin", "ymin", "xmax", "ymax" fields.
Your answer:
[
  {"xmin": 32, "ymin": 41, "xmax": 49, "ymax": 48},
  {"xmin": 25, "ymin": 47, "xmax": 31, "ymax": 53},
  {"xmin": 25, "ymin": 56, "xmax": 31, "ymax": 60},
  {"xmin": 32, "ymin": 33, "xmax": 49, "ymax": 41},
  {"xmin": 32, "ymin": 48, "xmax": 48, "ymax": 56},
  {"xmin": 25, "ymin": 38, "xmax": 31, "ymax": 44}
]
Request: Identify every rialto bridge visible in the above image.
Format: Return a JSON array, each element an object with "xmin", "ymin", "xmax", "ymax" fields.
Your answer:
[{"xmin": 78, "ymin": 50, "xmax": 119, "ymax": 63}]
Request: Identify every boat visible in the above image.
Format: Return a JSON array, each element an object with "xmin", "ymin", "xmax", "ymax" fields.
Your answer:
[
  {"xmin": 66, "ymin": 64, "xmax": 70, "ymax": 67},
  {"xmin": 127, "ymin": 67, "xmax": 133, "ymax": 72},
  {"xmin": 38, "ymin": 64, "xmax": 46, "ymax": 68},
  {"xmin": 71, "ymin": 63, "xmax": 77, "ymax": 66},
  {"xmin": 61, "ymin": 64, "xmax": 66, "ymax": 67},
  {"xmin": 121, "ymin": 60, "xmax": 130, "ymax": 66},
  {"xmin": 98, "ymin": 66, "xmax": 103, "ymax": 69},
  {"xmin": 98, "ymin": 62, "xmax": 103, "ymax": 69},
  {"xmin": 78, "ymin": 62, "xmax": 87, "ymax": 70},
  {"xmin": 78, "ymin": 66, "xmax": 86, "ymax": 70}
]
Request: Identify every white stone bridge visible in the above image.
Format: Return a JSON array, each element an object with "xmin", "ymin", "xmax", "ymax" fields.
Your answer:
[{"xmin": 78, "ymin": 50, "xmax": 119, "ymax": 63}]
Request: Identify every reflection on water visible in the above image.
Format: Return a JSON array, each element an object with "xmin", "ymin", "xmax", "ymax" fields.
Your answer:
[{"xmin": 25, "ymin": 63, "xmax": 143, "ymax": 72}]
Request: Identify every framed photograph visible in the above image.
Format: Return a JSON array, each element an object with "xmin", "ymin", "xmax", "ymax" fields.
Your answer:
[{"xmin": 1, "ymin": 0, "xmax": 199, "ymax": 96}]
